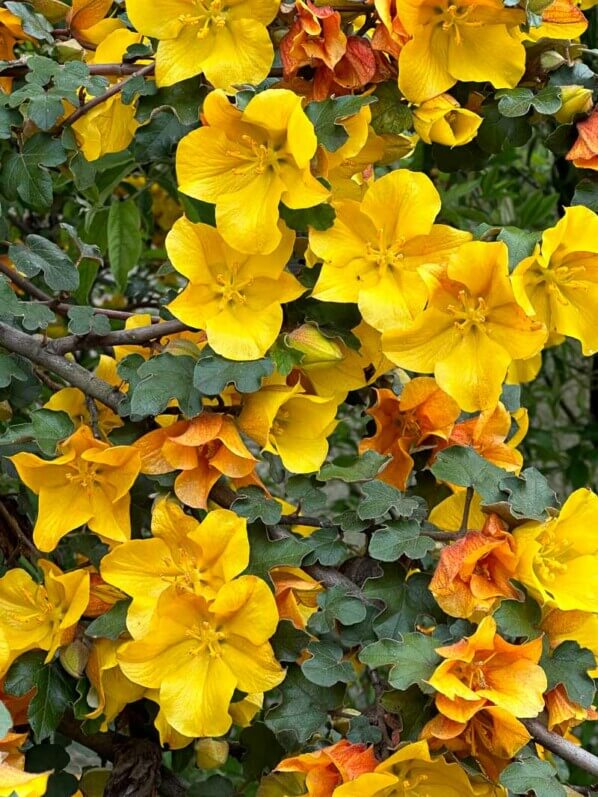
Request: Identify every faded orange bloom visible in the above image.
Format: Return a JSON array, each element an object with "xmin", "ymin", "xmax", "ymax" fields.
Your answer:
[
  {"xmin": 84, "ymin": 572, "xmax": 126, "ymax": 619},
  {"xmin": 429, "ymin": 514, "xmax": 522, "ymax": 619},
  {"xmin": 270, "ymin": 566, "xmax": 323, "ymax": 630},
  {"xmin": 566, "ymin": 106, "xmax": 598, "ymax": 170},
  {"xmin": 428, "ymin": 616, "xmax": 546, "ymax": 723},
  {"xmin": 541, "ymin": 608, "xmax": 598, "ymax": 677},
  {"xmin": 0, "ymin": 730, "xmax": 27, "ymax": 770},
  {"xmin": 525, "ymin": 0, "xmax": 588, "ymax": 40},
  {"xmin": 134, "ymin": 413, "xmax": 259, "ymax": 509},
  {"xmin": 422, "ymin": 706, "xmax": 531, "ymax": 781},
  {"xmin": 372, "ymin": 0, "xmax": 409, "ymax": 58},
  {"xmin": 545, "ymin": 684, "xmax": 598, "ymax": 736},
  {"xmin": 439, "ymin": 402, "xmax": 528, "ymax": 474},
  {"xmin": 359, "ymin": 379, "xmax": 460, "ymax": 490},
  {"xmin": 0, "ymin": 681, "xmax": 32, "ymax": 727},
  {"xmin": 275, "ymin": 739, "xmax": 378, "ymax": 796}
]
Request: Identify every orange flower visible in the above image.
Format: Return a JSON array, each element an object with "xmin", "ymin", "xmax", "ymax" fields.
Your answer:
[
  {"xmin": 372, "ymin": 0, "xmax": 410, "ymax": 59},
  {"xmin": 428, "ymin": 616, "xmax": 546, "ymax": 723},
  {"xmin": 0, "ymin": 730, "xmax": 28, "ymax": 769},
  {"xmin": 0, "ymin": 8, "xmax": 32, "ymax": 93},
  {"xmin": 421, "ymin": 706, "xmax": 531, "ymax": 781},
  {"xmin": 439, "ymin": 402, "xmax": 528, "ymax": 474},
  {"xmin": 275, "ymin": 739, "xmax": 378, "ymax": 796},
  {"xmin": 429, "ymin": 514, "xmax": 522, "ymax": 619},
  {"xmin": 84, "ymin": 572, "xmax": 127, "ymax": 618},
  {"xmin": 545, "ymin": 684, "xmax": 598, "ymax": 736},
  {"xmin": 134, "ymin": 413, "xmax": 259, "ymax": 509},
  {"xmin": 359, "ymin": 379, "xmax": 460, "ymax": 490},
  {"xmin": 270, "ymin": 566, "xmax": 324, "ymax": 630},
  {"xmin": 566, "ymin": 106, "xmax": 598, "ymax": 170}
]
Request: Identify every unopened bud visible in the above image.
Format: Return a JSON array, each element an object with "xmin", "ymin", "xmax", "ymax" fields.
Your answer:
[
  {"xmin": 59, "ymin": 638, "xmax": 90, "ymax": 678},
  {"xmin": 285, "ymin": 324, "xmax": 343, "ymax": 365},
  {"xmin": 555, "ymin": 85, "xmax": 593, "ymax": 124},
  {"xmin": 195, "ymin": 739, "xmax": 229, "ymax": 770}
]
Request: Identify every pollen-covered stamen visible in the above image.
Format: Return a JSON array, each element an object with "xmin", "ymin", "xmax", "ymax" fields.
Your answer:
[
  {"xmin": 536, "ymin": 525, "xmax": 572, "ymax": 582},
  {"xmin": 64, "ymin": 461, "xmax": 102, "ymax": 493},
  {"xmin": 186, "ymin": 620, "xmax": 226, "ymax": 657},
  {"xmin": 448, "ymin": 290, "xmax": 488, "ymax": 332},
  {"xmin": 365, "ymin": 230, "xmax": 407, "ymax": 277},
  {"xmin": 215, "ymin": 265, "xmax": 254, "ymax": 308},
  {"xmin": 438, "ymin": 4, "xmax": 481, "ymax": 44},
  {"xmin": 178, "ymin": 0, "xmax": 228, "ymax": 38}
]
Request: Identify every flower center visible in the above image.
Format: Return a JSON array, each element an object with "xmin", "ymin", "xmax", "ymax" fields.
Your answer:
[
  {"xmin": 438, "ymin": 4, "xmax": 480, "ymax": 43},
  {"xmin": 448, "ymin": 290, "xmax": 487, "ymax": 333},
  {"xmin": 228, "ymin": 135, "xmax": 280, "ymax": 176},
  {"xmin": 215, "ymin": 265, "xmax": 253, "ymax": 308},
  {"xmin": 65, "ymin": 461, "xmax": 102, "ymax": 493},
  {"xmin": 186, "ymin": 620, "xmax": 225, "ymax": 657},
  {"xmin": 536, "ymin": 526, "xmax": 570, "ymax": 582},
  {"xmin": 365, "ymin": 230, "xmax": 406, "ymax": 278},
  {"xmin": 179, "ymin": 0, "xmax": 227, "ymax": 38}
]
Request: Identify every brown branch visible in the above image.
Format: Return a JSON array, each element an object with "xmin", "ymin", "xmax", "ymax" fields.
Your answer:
[
  {"xmin": 0, "ymin": 322, "xmax": 124, "ymax": 413},
  {"xmin": 459, "ymin": 485, "xmax": 474, "ymax": 534},
  {"xmin": 523, "ymin": 719, "xmax": 598, "ymax": 778},
  {"xmin": 0, "ymin": 60, "xmax": 155, "ymax": 78},
  {"xmin": 56, "ymin": 63, "xmax": 155, "ymax": 132},
  {"xmin": 47, "ymin": 319, "xmax": 190, "ymax": 355}
]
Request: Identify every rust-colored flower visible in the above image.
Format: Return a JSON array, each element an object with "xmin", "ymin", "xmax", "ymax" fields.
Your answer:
[
  {"xmin": 428, "ymin": 616, "xmax": 546, "ymax": 723},
  {"xmin": 372, "ymin": 0, "xmax": 409, "ymax": 59},
  {"xmin": 429, "ymin": 514, "xmax": 522, "ymax": 619},
  {"xmin": 84, "ymin": 572, "xmax": 127, "ymax": 619},
  {"xmin": 566, "ymin": 106, "xmax": 598, "ymax": 170},
  {"xmin": 274, "ymin": 739, "xmax": 378, "ymax": 796},
  {"xmin": 545, "ymin": 684, "xmax": 598, "ymax": 736},
  {"xmin": 270, "ymin": 566, "xmax": 323, "ymax": 630},
  {"xmin": 359, "ymin": 379, "xmax": 460, "ymax": 490},
  {"xmin": 421, "ymin": 706, "xmax": 531, "ymax": 781},
  {"xmin": 134, "ymin": 413, "xmax": 259, "ymax": 509}
]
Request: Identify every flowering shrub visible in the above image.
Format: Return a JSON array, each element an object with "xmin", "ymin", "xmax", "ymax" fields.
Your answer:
[{"xmin": 0, "ymin": 1, "xmax": 598, "ymax": 795}]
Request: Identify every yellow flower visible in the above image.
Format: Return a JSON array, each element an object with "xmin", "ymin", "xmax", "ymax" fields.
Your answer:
[
  {"xmin": 166, "ymin": 216, "xmax": 302, "ymax": 361},
  {"xmin": 382, "ymin": 241, "xmax": 547, "ymax": 411},
  {"xmin": 0, "ymin": 758, "xmax": 51, "ymax": 797},
  {"xmin": 523, "ymin": 0, "xmax": 588, "ymax": 41},
  {"xmin": 0, "ymin": 561, "xmax": 89, "ymax": 674},
  {"xmin": 511, "ymin": 206, "xmax": 598, "ymax": 356},
  {"xmin": 177, "ymin": 89, "xmax": 329, "ymax": 254},
  {"xmin": 239, "ymin": 382, "xmax": 338, "ymax": 473},
  {"xmin": 310, "ymin": 169, "xmax": 471, "ymax": 331},
  {"xmin": 413, "ymin": 93, "xmax": 482, "ymax": 147},
  {"xmin": 541, "ymin": 608, "xmax": 598, "ymax": 677},
  {"xmin": 71, "ymin": 29, "xmax": 148, "ymax": 161},
  {"xmin": 85, "ymin": 638, "xmax": 146, "ymax": 730},
  {"xmin": 270, "ymin": 566, "xmax": 324, "ymax": 630},
  {"xmin": 554, "ymin": 85, "xmax": 593, "ymax": 124},
  {"xmin": 427, "ymin": 616, "xmax": 546, "ymax": 723},
  {"xmin": 0, "ymin": 8, "xmax": 31, "ymax": 94},
  {"xmin": 397, "ymin": 0, "xmax": 526, "ymax": 103},
  {"xmin": 513, "ymin": 488, "xmax": 598, "ymax": 612},
  {"xmin": 10, "ymin": 425, "xmax": 141, "ymax": 552},
  {"xmin": 126, "ymin": 0, "xmax": 278, "ymax": 90},
  {"xmin": 331, "ymin": 739, "xmax": 505, "ymax": 796},
  {"xmin": 44, "ymin": 356, "xmax": 123, "ymax": 437},
  {"xmin": 101, "ymin": 496, "xmax": 249, "ymax": 637},
  {"xmin": 118, "ymin": 582, "xmax": 284, "ymax": 738}
]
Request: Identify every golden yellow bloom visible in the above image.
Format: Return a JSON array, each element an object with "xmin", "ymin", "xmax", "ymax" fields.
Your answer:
[
  {"xmin": 44, "ymin": 356, "xmax": 123, "ymax": 438},
  {"xmin": 523, "ymin": 0, "xmax": 588, "ymax": 41},
  {"xmin": 86, "ymin": 638, "xmax": 146, "ymax": 730},
  {"xmin": 101, "ymin": 496, "xmax": 249, "ymax": 637},
  {"xmin": 541, "ymin": 608, "xmax": 598, "ymax": 677},
  {"xmin": 0, "ymin": 8, "xmax": 31, "ymax": 94},
  {"xmin": 67, "ymin": 0, "xmax": 124, "ymax": 45},
  {"xmin": 166, "ymin": 216, "xmax": 302, "ymax": 361},
  {"xmin": 382, "ymin": 241, "xmax": 547, "ymax": 411},
  {"xmin": 331, "ymin": 739, "xmax": 505, "ymax": 796},
  {"xmin": 126, "ymin": 0, "xmax": 278, "ymax": 90},
  {"xmin": 513, "ymin": 488, "xmax": 598, "ymax": 612},
  {"xmin": 270, "ymin": 566, "xmax": 323, "ymax": 630},
  {"xmin": 413, "ymin": 93, "xmax": 482, "ymax": 147},
  {"xmin": 71, "ymin": 29, "xmax": 147, "ymax": 162},
  {"xmin": 275, "ymin": 740, "xmax": 378, "ymax": 796},
  {"xmin": 239, "ymin": 382, "xmax": 338, "ymax": 473},
  {"xmin": 310, "ymin": 169, "xmax": 471, "ymax": 331},
  {"xmin": 554, "ymin": 85, "xmax": 593, "ymax": 124},
  {"xmin": 118, "ymin": 582, "xmax": 284, "ymax": 738},
  {"xmin": 0, "ymin": 757, "xmax": 51, "ymax": 797},
  {"xmin": 511, "ymin": 206, "xmax": 598, "ymax": 356},
  {"xmin": 0, "ymin": 561, "xmax": 89, "ymax": 675},
  {"xmin": 177, "ymin": 89, "xmax": 329, "ymax": 254},
  {"xmin": 428, "ymin": 616, "xmax": 546, "ymax": 723},
  {"xmin": 397, "ymin": 0, "xmax": 526, "ymax": 103},
  {"xmin": 10, "ymin": 425, "xmax": 141, "ymax": 552}
]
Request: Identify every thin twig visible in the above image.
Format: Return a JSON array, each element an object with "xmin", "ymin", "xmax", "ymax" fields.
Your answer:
[
  {"xmin": 33, "ymin": 367, "xmax": 64, "ymax": 392},
  {"xmin": 0, "ymin": 499, "xmax": 40, "ymax": 559},
  {"xmin": 523, "ymin": 719, "xmax": 598, "ymax": 778},
  {"xmin": 47, "ymin": 319, "xmax": 189, "ymax": 355},
  {"xmin": 0, "ymin": 60, "xmax": 155, "ymax": 78},
  {"xmin": 85, "ymin": 396, "xmax": 102, "ymax": 439},
  {"xmin": 459, "ymin": 486, "xmax": 474, "ymax": 533}
]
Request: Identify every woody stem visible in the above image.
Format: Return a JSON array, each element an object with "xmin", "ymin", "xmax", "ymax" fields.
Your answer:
[{"xmin": 523, "ymin": 718, "xmax": 598, "ymax": 778}]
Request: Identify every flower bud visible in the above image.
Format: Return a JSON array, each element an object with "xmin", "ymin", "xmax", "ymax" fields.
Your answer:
[
  {"xmin": 59, "ymin": 638, "xmax": 90, "ymax": 678},
  {"xmin": 285, "ymin": 324, "xmax": 343, "ymax": 365},
  {"xmin": 413, "ymin": 94, "xmax": 482, "ymax": 147},
  {"xmin": 555, "ymin": 85, "xmax": 593, "ymax": 124},
  {"xmin": 195, "ymin": 739, "xmax": 229, "ymax": 770}
]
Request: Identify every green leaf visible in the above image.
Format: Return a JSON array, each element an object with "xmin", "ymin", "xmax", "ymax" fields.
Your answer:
[
  {"xmin": 308, "ymin": 584, "xmax": 367, "ymax": 634},
  {"xmin": 245, "ymin": 523, "xmax": 314, "ymax": 581},
  {"xmin": 360, "ymin": 632, "xmax": 440, "ymax": 691},
  {"xmin": 0, "ymin": 354, "xmax": 30, "ymax": 388},
  {"xmin": 493, "ymin": 595, "xmax": 541, "ymax": 641},
  {"xmin": 497, "ymin": 88, "xmax": 535, "ymax": 117},
  {"xmin": 1, "ymin": 133, "xmax": 66, "ymax": 210},
  {"xmin": 363, "ymin": 569, "xmax": 443, "ymax": 640},
  {"xmin": 497, "ymin": 227, "xmax": 540, "ymax": 270},
  {"xmin": 9, "ymin": 235, "xmax": 79, "ymax": 292},
  {"xmin": 66, "ymin": 307, "xmax": 111, "ymax": 336},
  {"xmin": 0, "ymin": 701, "xmax": 12, "ymax": 738},
  {"xmin": 541, "ymin": 641, "xmax": 596, "ymax": 708},
  {"xmin": 430, "ymin": 446, "xmax": 508, "ymax": 503},
  {"xmin": 194, "ymin": 350, "xmax": 274, "ymax": 395},
  {"xmin": 265, "ymin": 665, "xmax": 345, "ymax": 747},
  {"xmin": 0, "ymin": 107, "xmax": 22, "ymax": 139},
  {"xmin": 4, "ymin": 651, "xmax": 75, "ymax": 742},
  {"xmin": 31, "ymin": 409, "xmax": 74, "ymax": 456},
  {"xmin": 85, "ymin": 599, "xmax": 131, "ymax": 641},
  {"xmin": 122, "ymin": 353, "xmax": 201, "ymax": 420},
  {"xmin": 5, "ymin": 2, "xmax": 54, "ymax": 42},
  {"xmin": 358, "ymin": 481, "xmax": 420, "ymax": 521},
  {"xmin": 305, "ymin": 95, "xmax": 377, "ymax": 152},
  {"xmin": 132, "ymin": 111, "xmax": 188, "ymax": 161},
  {"xmin": 369, "ymin": 520, "xmax": 435, "ymax": 561},
  {"xmin": 572, "ymin": 179, "xmax": 598, "ymax": 213},
  {"xmin": 232, "ymin": 486, "xmax": 283, "ymax": 525},
  {"xmin": 279, "ymin": 202, "xmax": 335, "ymax": 232},
  {"xmin": 318, "ymin": 450, "xmax": 390, "ymax": 483},
  {"xmin": 370, "ymin": 82, "xmax": 413, "ymax": 136},
  {"xmin": 500, "ymin": 753, "xmax": 566, "ymax": 797},
  {"xmin": 532, "ymin": 86, "xmax": 562, "ymax": 114},
  {"xmin": 0, "ymin": 275, "xmax": 55, "ymax": 331},
  {"xmin": 240, "ymin": 723, "xmax": 285, "ymax": 781},
  {"xmin": 477, "ymin": 104, "xmax": 531, "ymax": 154},
  {"xmin": 286, "ymin": 475, "xmax": 327, "ymax": 515},
  {"xmin": 107, "ymin": 199, "xmax": 143, "ymax": 292},
  {"xmin": 302, "ymin": 527, "xmax": 345, "ymax": 567},
  {"xmin": 271, "ymin": 621, "xmax": 310, "ymax": 663},
  {"xmin": 498, "ymin": 468, "xmax": 557, "ymax": 521},
  {"xmin": 301, "ymin": 640, "xmax": 354, "ymax": 687}
]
